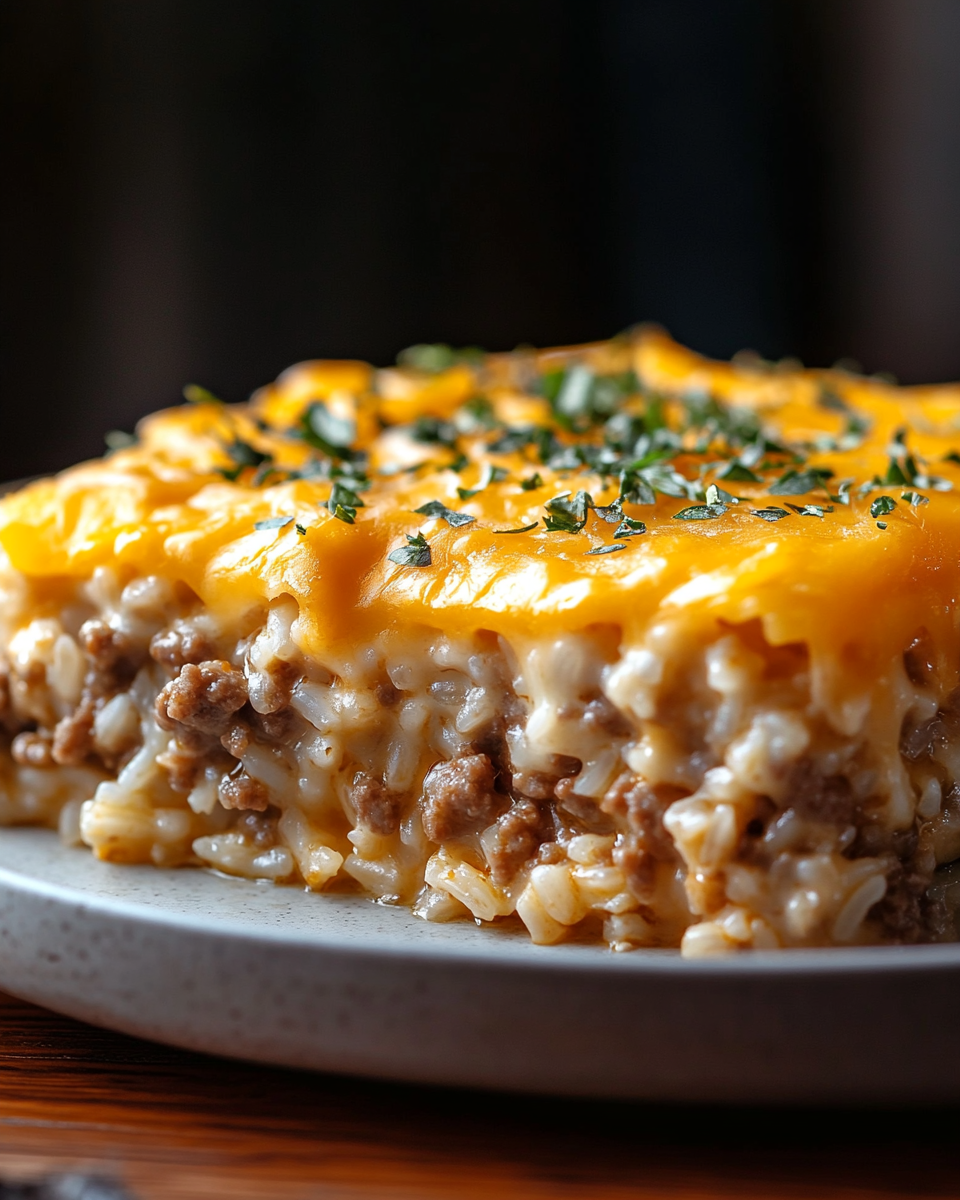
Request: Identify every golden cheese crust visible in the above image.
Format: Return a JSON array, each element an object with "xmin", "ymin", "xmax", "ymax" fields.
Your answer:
[
  {"xmin": 2, "ymin": 329, "xmax": 960, "ymax": 954},
  {"xmin": 4, "ymin": 330, "xmax": 959, "ymax": 679}
]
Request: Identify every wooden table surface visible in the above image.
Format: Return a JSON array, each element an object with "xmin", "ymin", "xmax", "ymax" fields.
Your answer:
[{"xmin": 0, "ymin": 988, "xmax": 956, "ymax": 1200}]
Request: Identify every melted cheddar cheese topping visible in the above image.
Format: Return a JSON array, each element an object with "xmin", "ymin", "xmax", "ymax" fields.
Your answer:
[{"xmin": 3, "ymin": 331, "xmax": 960, "ymax": 706}]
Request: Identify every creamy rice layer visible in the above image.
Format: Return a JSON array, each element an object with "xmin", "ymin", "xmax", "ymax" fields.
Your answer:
[{"xmin": 1, "ymin": 557, "xmax": 953, "ymax": 955}]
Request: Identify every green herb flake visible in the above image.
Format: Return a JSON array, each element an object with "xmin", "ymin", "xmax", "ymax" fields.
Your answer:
[
  {"xmin": 870, "ymin": 495, "xmax": 897, "ymax": 518},
  {"xmin": 718, "ymin": 460, "xmax": 760, "ymax": 483},
  {"xmin": 786, "ymin": 503, "xmax": 833, "ymax": 518},
  {"xmin": 673, "ymin": 504, "xmax": 727, "ymax": 521},
  {"xmin": 613, "ymin": 517, "xmax": 646, "ymax": 539},
  {"xmin": 876, "ymin": 521, "xmax": 888, "ymax": 530},
  {"xmin": 901, "ymin": 491, "xmax": 929, "ymax": 506},
  {"xmin": 585, "ymin": 543, "xmax": 627, "ymax": 555},
  {"xmin": 295, "ymin": 523, "xmax": 308, "ymax": 535},
  {"xmin": 769, "ymin": 468, "xmax": 831, "ymax": 496},
  {"xmin": 104, "ymin": 430, "xmax": 137, "ymax": 451},
  {"xmin": 543, "ymin": 490, "xmax": 592, "ymax": 533},
  {"xmin": 884, "ymin": 457, "xmax": 916, "ymax": 486},
  {"xmin": 706, "ymin": 483, "xmax": 738, "ymax": 506},
  {"xmin": 300, "ymin": 401, "xmax": 356, "ymax": 459},
  {"xmin": 457, "ymin": 463, "xmax": 508, "ymax": 500},
  {"xmin": 839, "ymin": 414, "xmax": 871, "ymax": 448},
  {"xmin": 397, "ymin": 344, "xmax": 483, "ymax": 373},
  {"xmin": 493, "ymin": 522, "xmax": 539, "ymax": 534},
  {"xmin": 618, "ymin": 469, "xmax": 657, "ymax": 506},
  {"xmin": 254, "ymin": 516, "xmax": 294, "ymax": 532},
  {"xmin": 751, "ymin": 507, "xmax": 790, "ymax": 522},
  {"xmin": 943, "ymin": 451, "xmax": 960, "ymax": 465},
  {"xmin": 818, "ymin": 387, "xmax": 849, "ymax": 413},
  {"xmin": 324, "ymin": 481, "xmax": 364, "ymax": 524},
  {"xmin": 593, "ymin": 502, "xmax": 623, "ymax": 524},
  {"xmin": 410, "ymin": 416, "xmax": 457, "ymax": 447},
  {"xmin": 413, "ymin": 500, "xmax": 476, "ymax": 528},
  {"xmin": 455, "ymin": 395, "xmax": 497, "ymax": 433},
  {"xmin": 183, "ymin": 383, "xmax": 224, "ymax": 405},
  {"xmin": 554, "ymin": 365, "xmax": 595, "ymax": 423},
  {"xmin": 387, "ymin": 532, "xmax": 432, "ymax": 568},
  {"xmin": 226, "ymin": 440, "xmax": 270, "ymax": 469},
  {"xmin": 520, "ymin": 473, "xmax": 544, "ymax": 491}
]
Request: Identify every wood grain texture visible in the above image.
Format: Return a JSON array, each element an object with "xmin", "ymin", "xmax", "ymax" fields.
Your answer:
[{"xmin": 0, "ymin": 988, "xmax": 956, "ymax": 1200}]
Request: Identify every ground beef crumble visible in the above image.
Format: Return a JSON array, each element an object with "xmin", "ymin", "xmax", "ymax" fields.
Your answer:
[
  {"xmin": 602, "ymin": 772, "xmax": 681, "ymax": 903},
  {"xmin": 486, "ymin": 798, "xmax": 545, "ymax": 884},
  {"xmin": 422, "ymin": 752, "xmax": 505, "ymax": 842},
  {"xmin": 51, "ymin": 693, "xmax": 98, "ymax": 765},
  {"xmin": 784, "ymin": 759, "xmax": 859, "ymax": 825},
  {"xmin": 155, "ymin": 661, "xmax": 248, "ymax": 737},
  {"xmin": 218, "ymin": 769, "xmax": 269, "ymax": 811},
  {"xmin": 235, "ymin": 807, "xmax": 280, "ymax": 845},
  {"xmin": 350, "ymin": 771, "xmax": 403, "ymax": 835},
  {"xmin": 150, "ymin": 626, "xmax": 216, "ymax": 669}
]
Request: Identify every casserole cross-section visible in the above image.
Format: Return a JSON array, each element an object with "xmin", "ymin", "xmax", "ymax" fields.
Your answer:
[{"xmin": 3, "ymin": 331, "xmax": 960, "ymax": 954}]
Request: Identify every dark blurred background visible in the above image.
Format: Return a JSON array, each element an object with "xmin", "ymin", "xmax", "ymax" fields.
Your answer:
[{"xmin": 3, "ymin": 0, "xmax": 960, "ymax": 480}]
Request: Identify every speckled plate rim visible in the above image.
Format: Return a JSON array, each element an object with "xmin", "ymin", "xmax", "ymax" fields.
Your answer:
[
  {"xmin": 0, "ymin": 827, "xmax": 957, "ymax": 976},
  {"xmin": 3, "ymin": 828, "xmax": 960, "ymax": 1101}
]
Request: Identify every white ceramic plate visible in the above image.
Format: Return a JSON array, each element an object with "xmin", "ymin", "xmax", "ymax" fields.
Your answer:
[{"xmin": 1, "ymin": 826, "xmax": 959, "ymax": 1102}]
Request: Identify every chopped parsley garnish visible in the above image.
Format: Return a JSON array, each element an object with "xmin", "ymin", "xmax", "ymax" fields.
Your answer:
[
  {"xmin": 769, "ymin": 468, "xmax": 832, "ymax": 496},
  {"xmin": 183, "ymin": 383, "xmax": 224, "ymax": 405},
  {"xmin": 397, "ymin": 344, "xmax": 484, "ymax": 373},
  {"xmin": 325, "ymin": 481, "xmax": 364, "ymax": 524},
  {"xmin": 104, "ymin": 430, "xmax": 137, "ymax": 451},
  {"xmin": 638, "ymin": 462, "xmax": 699, "ymax": 500},
  {"xmin": 254, "ymin": 516, "xmax": 294, "ymax": 531},
  {"xmin": 540, "ymin": 365, "xmax": 639, "ymax": 430},
  {"xmin": 673, "ymin": 503, "xmax": 727, "ymax": 520},
  {"xmin": 884, "ymin": 456, "xmax": 917, "ymax": 486},
  {"xmin": 413, "ymin": 500, "xmax": 476, "ymax": 527},
  {"xmin": 445, "ymin": 452, "xmax": 469, "ymax": 473},
  {"xmin": 752, "ymin": 507, "xmax": 790, "ymax": 521},
  {"xmin": 818, "ymin": 387, "xmax": 849, "ymax": 413},
  {"xmin": 618, "ymin": 469, "xmax": 657, "ymax": 506},
  {"xmin": 944, "ymin": 451, "xmax": 960, "ymax": 465},
  {"xmin": 295, "ymin": 523, "xmax": 308, "ymax": 535},
  {"xmin": 870, "ymin": 495, "xmax": 897, "ymax": 518},
  {"xmin": 455, "ymin": 395, "xmax": 497, "ymax": 433},
  {"xmin": 901, "ymin": 491, "xmax": 929, "ymax": 506},
  {"xmin": 876, "ymin": 521, "xmax": 888, "ymax": 530},
  {"xmin": 718, "ymin": 460, "xmax": 760, "ymax": 483},
  {"xmin": 785, "ymin": 503, "xmax": 833, "ymax": 517},
  {"xmin": 388, "ymin": 532, "xmax": 432, "ymax": 567},
  {"xmin": 493, "ymin": 522, "xmax": 539, "ymax": 534},
  {"xmin": 553, "ymin": 365, "xmax": 595, "ymax": 425},
  {"xmin": 681, "ymin": 390, "xmax": 761, "ymax": 447},
  {"xmin": 487, "ymin": 426, "xmax": 537, "ymax": 455},
  {"xmin": 614, "ymin": 517, "xmax": 646, "ymax": 538},
  {"xmin": 410, "ymin": 416, "xmax": 457, "ymax": 446},
  {"xmin": 457, "ymin": 463, "xmax": 508, "ymax": 499},
  {"xmin": 300, "ymin": 401, "xmax": 356, "ymax": 459},
  {"xmin": 543, "ymin": 490, "xmax": 592, "ymax": 532},
  {"xmin": 252, "ymin": 463, "xmax": 285, "ymax": 487},
  {"xmin": 585, "ymin": 543, "xmax": 627, "ymax": 555},
  {"xmin": 521, "ymin": 472, "xmax": 544, "ymax": 491},
  {"xmin": 705, "ymin": 483, "xmax": 738, "ymax": 505},
  {"xmin": 593, "ymin": 502, "xmax": 623, "ymax": 524},
  {"xmin": 226, "ymin": 439, "xmax": 271, "ymax": 469}
]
